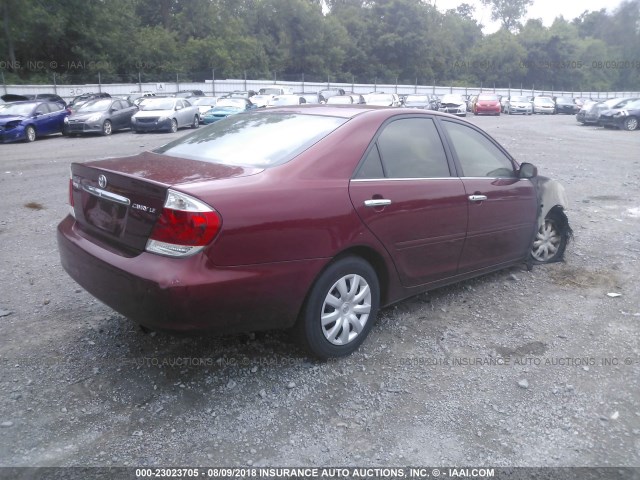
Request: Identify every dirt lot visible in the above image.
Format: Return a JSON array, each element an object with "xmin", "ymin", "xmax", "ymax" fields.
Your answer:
[{"xmin": 0, "ymin": 114, "xmax": 638, "ymax": 470}]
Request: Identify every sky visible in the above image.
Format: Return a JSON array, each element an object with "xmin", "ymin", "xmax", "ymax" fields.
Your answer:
[{"xmin": 432, "ymin": 0, "xmax": 627, "ymax": 33}]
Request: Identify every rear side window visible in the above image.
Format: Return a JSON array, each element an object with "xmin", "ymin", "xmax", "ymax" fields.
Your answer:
[
  {"xmin": 155, "ymin": 112, "xmax": 346, "ymax": 168},
  {"xmin": 372, "ymin": 117, "xmax": 450, "ymax": 178},
  {"xmin": 441, "ymin": 121, "xmax": 515, "ymax": 178}
]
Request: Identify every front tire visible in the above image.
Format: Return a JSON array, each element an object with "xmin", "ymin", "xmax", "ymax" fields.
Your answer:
[
  {"xmin": 623, "ymin": 116, "xmax": 638, "ymax": 131},
  {"xmin": 101, "ymin": 120, "xmax": 112, "ymax": 136},
  {"xmin": 296, "ymin": 257, "xmax": 380, "ymax": 359},
  {"xmin": 169, "ymin": 119, "xmax": 178, "ymax": 133},
  {"xmin": 25, "ymin": 125, "xmax": 36, "ymax": 143},
  {"xmin": 531, "ymin": 216, "xmax": 568, "ymax": 264}
]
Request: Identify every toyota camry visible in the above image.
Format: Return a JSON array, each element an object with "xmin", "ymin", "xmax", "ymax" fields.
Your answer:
[{"xmin": 57, "ymin": 106, "xmax": 571, "ymax": 358}]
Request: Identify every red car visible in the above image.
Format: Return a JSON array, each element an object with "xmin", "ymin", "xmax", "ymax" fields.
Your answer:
[
  {"xmin": 474, "ymin": 94, "xmax": 501, "ymax": 116},
  {"xmin": 57, "ymin": 106, "xmax": 571, "ymax": 358}
]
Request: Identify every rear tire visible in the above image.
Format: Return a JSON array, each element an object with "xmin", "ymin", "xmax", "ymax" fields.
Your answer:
[
  {"xmin": 296, "ymin": 257, "xmax": 380, "ymax": 359},
  {"xmin": 191, "ymin": 115, "xmax": 199, "ymax": 128}
]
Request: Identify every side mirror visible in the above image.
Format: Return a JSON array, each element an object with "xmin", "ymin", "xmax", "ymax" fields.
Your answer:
[
  {"xmin": 175, "ymin": 105, "xmax": 183, "ymax": 111},
  {"xmin": 519, "ymin": 162, "xmax": 538, "ymax": 179}
]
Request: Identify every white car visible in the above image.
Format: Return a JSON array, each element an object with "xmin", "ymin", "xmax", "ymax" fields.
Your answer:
[
  {"xmin": 533, "ymin": 97, "xmax": 556, "ymax": 114},
  {"xmin": 131, "ymin": 97, "xmax": 200, "ymax": 133},
  {"xmin": 438, "ymin": 94, "xmax": 467, "ymax": 117},
  {"xmin": 190, "ymin": 97, "xmax": 219, "ymax": 115},
  {"xmin": 507, "ymin": 96, "xmax": 533, "ymax": 115},
  {"xmin": 365, "ymin": 93, "xmax": 401, "ymax": 107}
]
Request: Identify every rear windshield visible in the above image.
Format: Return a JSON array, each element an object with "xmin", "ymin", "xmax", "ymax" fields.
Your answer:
[{"xmin": 154, "ymin": 112, "xmax": 346, "ymax": 168}]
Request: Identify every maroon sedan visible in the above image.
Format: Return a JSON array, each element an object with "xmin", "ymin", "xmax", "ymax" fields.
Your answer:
[
  {"xmin": 58, "ymin": 106, "xmax": 571, "ymax": 358},
  {"xmin": 474, "ymin": 94, "xmax": 502, "ymax": 116}
]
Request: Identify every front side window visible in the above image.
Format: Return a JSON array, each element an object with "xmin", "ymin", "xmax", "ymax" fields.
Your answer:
[
  {"xmin": 441, "ymin": 121, "xmax": 515, "ymax": 178},
  {"xmin": 374, "ymin": 118, "xmax": 450, "ymax": 178}
]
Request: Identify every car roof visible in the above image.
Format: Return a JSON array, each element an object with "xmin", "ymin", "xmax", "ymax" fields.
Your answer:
[{"xmin": 256, "ymin": 104, "xmax": 469, "ymax": 121}]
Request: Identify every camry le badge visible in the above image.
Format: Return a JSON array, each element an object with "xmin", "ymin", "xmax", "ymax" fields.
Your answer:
[{"xmin": 98, "ymin": 174, "xmax": 107, "ymax": 189}]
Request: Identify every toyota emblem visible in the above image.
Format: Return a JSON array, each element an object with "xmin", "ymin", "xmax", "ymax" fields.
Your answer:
[{"xmin": 98, "ymin": 174, "xmax": 107, "ymax": 188}]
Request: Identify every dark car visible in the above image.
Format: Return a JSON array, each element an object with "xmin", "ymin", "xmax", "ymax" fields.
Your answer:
[
  {"xmin": 64, "ymin": 98, "xmax": 138, "ymax": 136},
  {"xmin": 576, "ymin": 97, "xmax": 639, "ymax": 125},
  {"xmin": 598, "ymin": 99, "xmax": 640, "ymax": 131},
  {"xmin": 2, "ymin": 93, "xmax": 67, "ymax": 106},
  {"xmin": 0, "ymin": 100, "xmax": 68, "ymax": 143},
  {"xmin": 554, "ymin": 97, "xmax": 578, "ymax": 114},
  {"xmin": 58, "ymin": 106, "xmax": 571, "ymax": 358},
  {"xmin": 67, "ymin": 92, "xmax": 111, "ymax": 112}
]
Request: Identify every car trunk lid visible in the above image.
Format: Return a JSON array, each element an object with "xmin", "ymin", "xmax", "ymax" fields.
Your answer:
[{"xmin": 70, "ymin": 152, "xmax": 260, "ymax": 254}]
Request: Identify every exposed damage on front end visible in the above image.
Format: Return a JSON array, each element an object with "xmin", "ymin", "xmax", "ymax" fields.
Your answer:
[{"xmin": 530, "ymin": 176, "xmax": 573, "ymax": 264}]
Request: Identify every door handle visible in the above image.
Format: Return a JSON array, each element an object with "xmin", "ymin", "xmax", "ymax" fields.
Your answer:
[
  {"xmin": 468, "ymin": 195, "xmax": 487, "ymax": 202},
  {"xmin": 364, "ymin": 199, "xmax": 392, "ymax": 207}
]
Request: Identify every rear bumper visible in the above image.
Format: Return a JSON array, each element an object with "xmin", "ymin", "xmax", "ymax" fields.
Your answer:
[{"xmin": 57, "ymin": 215, "xmax": 325, "ymax": 333}]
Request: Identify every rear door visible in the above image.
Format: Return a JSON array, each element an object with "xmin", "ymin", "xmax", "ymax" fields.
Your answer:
[
  {"xmin": 349, "ymin": 116, "xmax": 468, "ymax": 287},
  {"xmin": 438, "ymin": 119, "xmax": 538, "ymax": 273}
]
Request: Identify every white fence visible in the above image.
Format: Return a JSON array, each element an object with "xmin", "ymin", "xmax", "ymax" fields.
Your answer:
[{"xmin": 2, "ymin": 79, "xmax": 638, "ymax": 102}]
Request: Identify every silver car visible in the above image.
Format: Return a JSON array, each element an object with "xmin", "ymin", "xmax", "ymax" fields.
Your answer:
[{"xmin": 131, "ymin": 98, "xmax": 200, "ymax": 133}]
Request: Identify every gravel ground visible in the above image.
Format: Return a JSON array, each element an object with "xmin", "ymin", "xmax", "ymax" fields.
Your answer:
[{"xmin": 0, "ymin": 114, "xmax": 638, "ymax": 470}]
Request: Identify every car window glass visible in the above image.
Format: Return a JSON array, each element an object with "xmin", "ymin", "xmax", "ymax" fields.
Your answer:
[
  {"xmin": 355, "ymin": 145, "xmax": 384, "ymax": 179},
  {"xmin": 376, "ymin": 118, "xmax": 450, "ymax": 178},
  {"xmin": 48, "ymin": 102, "xmax": 63, "ymax": 112},
  {"xmin": 442, "ymin": 121, "xmax": 515, "ymax": 177},
  {"xmin": 35, "ymin": 104, "xmax": 48, "ymax": 115}
]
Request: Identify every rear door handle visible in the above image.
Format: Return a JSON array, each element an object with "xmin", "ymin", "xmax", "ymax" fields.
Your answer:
[
  {"xmin": 364, "ymin": 199, "xmax": 392, "ymax": 207},
  {"xmin": 468, "ymin": 195, "xmax": 487, "ymax": 202}
]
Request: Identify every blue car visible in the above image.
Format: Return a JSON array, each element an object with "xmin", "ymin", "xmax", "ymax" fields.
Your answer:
[
  {"xmin": 0, "ymin": 101, "xmax": 69, "ymax": 143},
  {"xmin": 201, "ymin": 98, "xmax": 255, "ymax": 124}
]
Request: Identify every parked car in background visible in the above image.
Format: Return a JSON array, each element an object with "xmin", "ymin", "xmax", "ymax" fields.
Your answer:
[
  {"xmin": 403, "ymin": 94, "xmax": 439, "ymax": 110},
  {"xmin": 598, "ymin": 99, "xmax": 640, "ymax": 131},
  {"xmin": 300, "ymin": 93, "xmax": 326, "ymax": 105},
  {"xmin": 473, "ymin": 93, "xmax": 501, "ymax": 116},
  {"xmin": 190, "ymin": 97, "xmax": 219, "ymax": 116},
  {"xmin": 554, "ymin": 97, "xmax": 578, "ymax": 114},
  {"xmin": 365, "ymin": 93, "xmax": 401, "ymax": 107},
  {"xmin": 506, "ymin": 96, "xmax": 533, "ymax": 115},
  {"xmin": 438, "ymin": 94, "xmax": 467, "ymax": 116},
  {"xmin": 67, "ymin": 93, "xmax": 111, "ymax": 112},
  {"xmin": 201, "ymin": 97, "xmax": 255, "ymax": 124},
  {"xmin": 270, "ymin": 95, "xmax": 307, "ymax": 106},
  {"xmin": 175, "ymin": 90, "xmax": 205, "ymax": 98},
  {"xmin": 250, "ymin": 94, "xmax": 275, "ymax": 108},
  {"xmin": 1, "ymin": 93, "xmax": 67, "ymax": 106},
  {"xmin": 131, "ymin": 97, "xmax": 200, "ymax": 133},
  {"xmin": 576, "ymin": 97, "xmax": 639, "ymax": 125},
  {"xmin": 0, "ymin": 100, "xmax": 68, "ymax": 142},
  {"xmin": 318, "ymin": 88, "xmax": 346, "ymax": 101},
  {"xmin": 58, "ymin": 105, "xmax": 571, "ymax": 359},
  {"xmin": 127, "ymin": 92, "xmax": 156, "ymax": 105},
  {"xmin": 222, "ymin": 90, "xmax": 257, "ymax": 99},
  {"xmin": 64, "ymin": 98, "xmax": 137, "ymax": 136},
  {"xmin": 326, "ymin": 95, "xmax": 354, "ymax": 105},
  {"xmin": 533, "ymin": 97, "xmax": 556, "ymax": 114},
  {"xmin": 258, "ymin": 87, "xmax": 293, "ymax": 96}
]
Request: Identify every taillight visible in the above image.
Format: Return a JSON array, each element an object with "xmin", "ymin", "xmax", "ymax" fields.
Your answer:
[
  {"xmin": 146, "ymin": 190, "xmax": 221, "ymax": 257},
  {"xmin": 68, "ymin": 170, "xmax": 76, "ymax": 218}
]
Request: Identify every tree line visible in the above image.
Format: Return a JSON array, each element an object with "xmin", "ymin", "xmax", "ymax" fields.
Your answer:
[{"xmin": 1, "ymin": 0, "xmax": 639, "ymax": 91}]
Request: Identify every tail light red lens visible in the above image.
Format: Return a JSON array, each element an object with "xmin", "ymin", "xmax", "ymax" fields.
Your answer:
[{"xmin": 146, "ymin": 190, "xmax": 221, "ymax": 257}]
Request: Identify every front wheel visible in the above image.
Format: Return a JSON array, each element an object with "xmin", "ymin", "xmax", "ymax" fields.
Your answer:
[
  {"xmin": 101, "ymin": 120, "xmax": 112, "ymax": 136},
  {"xmin": 25, "ymin": 125, "xmax": 36, "ymax": 142},
  {"xmin": 169, "ymin": 119, "xmax": 178, "ymax": 133},
  {"xmin": 296, "ymin": 257, "xmax": 380, "ymax": 359},
  {"xmin": 623, "ymin": 116, "xmax": 638, "ymax": 131},
  {"xmin": 531, "ymin": 216, "xmax": 568, "ymax": 263}
]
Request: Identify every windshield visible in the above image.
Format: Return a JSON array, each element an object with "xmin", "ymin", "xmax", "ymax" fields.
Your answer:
[
  {"xmin": 511, "ymin": 96, "xmax": 529, "ymax": 102},
  {"xmin": 0, "ymin": 103, "xmax": 36, "ymax": 116},
  {"xmin": 478, "ymin": 94, "xmax": 499, "ymax": 101},
  {"xmin": 625, "ymin": 99, "xmax": 640, "ymax": 109},
  {"xmin": 140, "ymin": 98, "xmax": 176, "ymax": 111},
  {"xmin": 78, "ymin": 99, "xmax": 113, "ymax": 112},
  {"xmin": 192, "ymin": 98, "xmax": 217, "ymax": 106},
  {"xmin": 154, "ymin": 112, "xmax": 346, "ymax": 168},
  {"xmin": 405, "ymin": 95, "xmax": 429, "ymax": 102}
]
